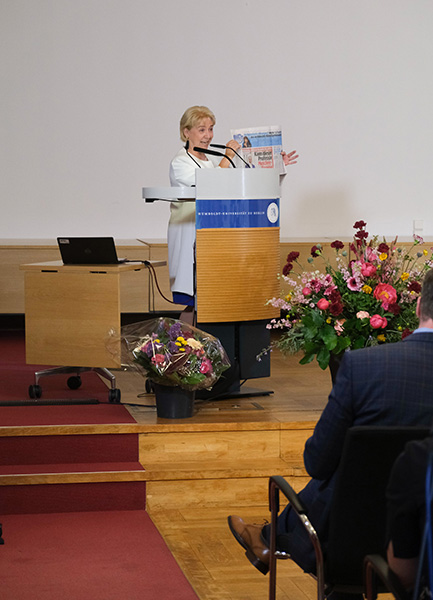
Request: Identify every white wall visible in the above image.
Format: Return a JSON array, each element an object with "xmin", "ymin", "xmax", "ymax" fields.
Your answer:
[{"xmin": 1, "ymin": 0, "xmax": 433, "ymax": 241}]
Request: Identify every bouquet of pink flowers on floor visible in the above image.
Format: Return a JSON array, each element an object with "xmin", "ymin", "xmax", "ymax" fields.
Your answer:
[
  {"xmin": 265, "ymin": 220, "xmax": 433, "ymax": 370},
  {"xmin": 121, "ymin": 317, "xmax": 230, "ymax": 391}
]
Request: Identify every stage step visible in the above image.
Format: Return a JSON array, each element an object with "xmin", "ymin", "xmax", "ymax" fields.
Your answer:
[
  {"xmin": 139, "ymin": 425, "xmax": 314, "ymax": 510},
  {"xmin": 0, "ymin": 421, "xmax": 316, "ymax": 512},
  {"xmin": 0, "ymin": 431, "xmax": 146, "ymax": 514},
  {"xmin": 0, "ymin": 432, "xmax": 140, "ymax": 465},
  {"xmin": 0, "ymin": 481, "xmax": 146, "ymax": 514}
]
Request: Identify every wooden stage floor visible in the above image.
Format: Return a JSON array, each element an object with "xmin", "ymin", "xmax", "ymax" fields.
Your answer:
[{"xmin": 118, "ymin": 350, "xmax": 333, "ymax": 428}]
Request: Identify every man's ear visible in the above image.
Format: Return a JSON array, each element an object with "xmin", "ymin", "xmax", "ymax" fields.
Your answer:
[{"xmin": 416, "ymin": 296, "xmax": 421, "ymax": 319}]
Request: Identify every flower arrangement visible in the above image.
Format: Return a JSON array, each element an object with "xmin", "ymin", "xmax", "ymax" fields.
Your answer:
[
  {"xmin": 122, "ymin": 317, "xmax": 230, "ymax": 391},
  {"xmin": 267, "ymin": 220, "xmax": 433, "ymax": 369}
]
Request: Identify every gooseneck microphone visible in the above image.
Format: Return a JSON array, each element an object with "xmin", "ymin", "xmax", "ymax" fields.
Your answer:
[
  {"xmin": 210, "ymin": 143, "xmax": 251, "ymax": 168},
  {"xmin": 193, "ymin": 146, "xmax": 236, "ymax": 168},
  {"xmin": 185, "ymin": 140, "xmax": 201, "ymax": 168}
]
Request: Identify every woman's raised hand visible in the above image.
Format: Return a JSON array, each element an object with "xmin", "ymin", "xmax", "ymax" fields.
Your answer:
[{"xmin": 281, "ymin": 150, "xmax": 299, "ymax": 166}]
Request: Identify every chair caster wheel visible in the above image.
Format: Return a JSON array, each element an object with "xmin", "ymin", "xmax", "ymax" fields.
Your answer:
[
  {"xmin": 29, "ymin": 384, "xmax": 42, "ymax": 399},
  {"xmin": 109, "ymin": 388, "xmax": 121, "ymax": 403},
  {"xmin": 67, "ymin": 375, "xmax": 82, "ymax": 390}
]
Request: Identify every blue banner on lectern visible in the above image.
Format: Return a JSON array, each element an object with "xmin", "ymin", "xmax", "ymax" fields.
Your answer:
[{"xmin": 196, "ymin": 198, "xmax": 279, "ymax": 229}]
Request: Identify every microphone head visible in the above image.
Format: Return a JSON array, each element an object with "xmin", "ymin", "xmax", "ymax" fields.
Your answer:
[
  {"xmin": 209, "ymin": 143, "xmax": 226, "ymax": 149},
  {"xmin": 193, "ymin": 146, "xmax": 236, "ymax": 167},
  {"xmin": 193, "ymin": 146, "xmax": 221, "ymax": 156}
]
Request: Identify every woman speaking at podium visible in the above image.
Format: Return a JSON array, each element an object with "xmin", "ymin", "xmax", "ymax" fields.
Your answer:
[
  {"xmin": 168, "ymin": 105, "xmax": 240, "ymax": 321},
  {"xmin": 168, "ymin": 105, "xmax": 299, "ymax": 322}
]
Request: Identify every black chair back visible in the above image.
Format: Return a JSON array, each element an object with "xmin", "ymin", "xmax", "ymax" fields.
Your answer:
[{"xmin": 326, "ymin": 425, "xmax": 430, "ymax": 588}]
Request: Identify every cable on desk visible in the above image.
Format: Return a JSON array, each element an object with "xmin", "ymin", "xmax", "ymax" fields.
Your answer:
[{"xmin": 124, "ymin": 260, "xmax": 178, "ymax": 305}]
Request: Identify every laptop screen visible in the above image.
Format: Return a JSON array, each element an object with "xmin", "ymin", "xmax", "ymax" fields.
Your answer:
[{"xmin": 57, "ymin": 237, "xmax": 125, "ymax": 265}]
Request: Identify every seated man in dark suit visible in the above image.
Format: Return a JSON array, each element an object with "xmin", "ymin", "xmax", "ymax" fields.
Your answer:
[
  {"xmin": 386, "ymin": 433, "xmax": 433, "ymax": 595},
  {"xmin": 228, "ymin": 268, "xmax": 433, "ymax": 577}
]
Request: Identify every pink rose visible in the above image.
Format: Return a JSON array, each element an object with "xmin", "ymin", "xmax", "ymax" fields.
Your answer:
[
  {"xmin": 370, "ymin": 314, "xmax": 388, "ymax": 329},
  {"xmin": 361, "ymin": 262, "xmax": 377, "ymax": 277},
  {"xmin": 302, "ymin": 287, "xmax": 311, "ymax": 296},
  {"xmin": 199, "ymin": 358, "xmax": 213, "ymax": 374},
  {"xmin": 151, "ymin": 354, "xmax": 166, "ymax": 366},
  {"xmin": 373, "ymin": 283, "xmax": 397, "ymax": 310},
  {"xmin": 317, "ymin": 298, "xmax": 330, "ymax": 310}
]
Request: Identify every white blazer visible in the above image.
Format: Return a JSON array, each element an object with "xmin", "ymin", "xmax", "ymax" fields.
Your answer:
[{"xmin": 168, "ymin": 148, "xmax": 219, "ymax": 296}]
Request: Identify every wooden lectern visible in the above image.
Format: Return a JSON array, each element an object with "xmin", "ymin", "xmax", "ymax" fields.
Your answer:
[
  {"xmin": 195, "ymin": 168, "xmax": 280, "ymax": 323},
  {"xmin": 143, "ymin": 167, "xmax": 281, "ymax": 400},
  {"xmin": 194, "ymin": 168, "xmax": 281, "ymax": 399}
]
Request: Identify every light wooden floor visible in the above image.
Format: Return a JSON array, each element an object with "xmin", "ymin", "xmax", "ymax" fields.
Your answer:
[
  {"xmin": 117, "ymin": 351, "xmax": 333, "ymax": 600},
  {"xmin": 118, "ymin": 349, "xmax": 333, "ymax": 426}
]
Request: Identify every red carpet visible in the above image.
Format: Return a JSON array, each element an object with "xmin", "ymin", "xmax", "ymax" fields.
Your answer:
[
  {"xmin": 0, "ymin": 331, "xmax": 117, "ymax": 404},
  {"xmin": 0, "ymin": 364, "xmax": 112, "ymax": 402},
  {"xmin": 0, "ymin": 331, "xmax": 137, "ymax": 425},
  {"xmin": 0, "ymin": 510, "xmax": 199, "ymax": 599},
  {"xmin": 0, "ymin": 330, "xmax": 26, "ymax": 364},
  {"xmin": 0, "ymin": 334, "xmax": 196, "ymax": 600}
]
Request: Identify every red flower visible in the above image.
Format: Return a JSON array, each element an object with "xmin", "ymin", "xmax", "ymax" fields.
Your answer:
[
  {"xmin": 387, "ymin": 303, "xmax": 401, "ymax": 316},
  {"xmin": 311, "ymin": 245, "xmax": 321, "ymax": 257},
  {"xmin": 331, "ymin": 240, "xmax": 344, "ymax": 250},
  {"xmin": 378, "ymin": 242, "xmax": 389, "ymax": 253},
  {"xmin": 370, "ymin": 314, "xmax": 388, "ymax": 329},
  {"xmin": 361, "ymin": 262, "xmax": 377, "ymax": 277},
  {"xmin": 355, "ymin": 230, "xmax": 369, "ymax": 240},
  {"xmin": 199, "ymin": 358, "xmax": 213, "ymax": 374},
  {"xmin": 373, "ymin": 283, "xmax": 397, "ymax": 310},
  {"xmin": 408, "ymin": 281, "xmax": 422, "ymax": 293},
  {"xmin": 328, "ymin": 290, "xmax": 344, "ymax": 316},
  {"xmin": 317, "ymin": 298, "xmax": 330, "ymax": 310},
  {"xmin": 151, "ymin": 354, "xmax": 166, "ymax": 366},
  {"xmin": 286, "ymin": 251, "xmax": 300, "ymax": 262},
  {"xmin": 402, "ymin": 328, "xmax": 413, "ymax": 339},
  {"xmin": 330, "ymin": 301, "xmax": 344, "ymax": 316},
  {"xmin": 354, "ymin": 220, "xmax": 367, "ymax": 229},
  {"xmin": 282, "ymin": 262, "xmax": 293, "ymax": 276}
]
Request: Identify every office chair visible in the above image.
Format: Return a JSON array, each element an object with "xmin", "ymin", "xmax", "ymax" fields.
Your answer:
[{"xmin": 268, "ymin": 426, "xmax": 430, "ymax": 600}]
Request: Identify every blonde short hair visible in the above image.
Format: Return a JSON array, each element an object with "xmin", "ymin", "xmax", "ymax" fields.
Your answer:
[{"xmin": 179, "ymin": 106, "xmax": 216, "ymax": 142}]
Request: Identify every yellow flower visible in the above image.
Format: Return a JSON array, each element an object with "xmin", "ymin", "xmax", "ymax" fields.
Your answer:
[
  {"xmin": 398, "ymin": 326, "xmax": 402, "ymax": 331},
  {"xmin": 377, "ymin": 334, "xmax": 386, "ymax": 342},
  {"xmin": 362, "ymin": 285, "xmax": 372, "ymax": 294},
  {"xmin": 424, "ymin": 249, "xmax": 428, "ymax": 256},
  {"xmin": 284, "ymin": 293, "xmax": 292, "ymax": 302},
  {"xmin": 326, "ymin": 317, "xmax": 332, "ymax": 324},
  {"xmin": 379, "ymin": 253, "xmax": 388, "ymax": 261},
  {"xmin": 400, "ymin": 272, "xmax": 409, "ymax": 281},
  {"xmin": 176, "ymin": 336, "xmax": 187, "ymax": 345}
]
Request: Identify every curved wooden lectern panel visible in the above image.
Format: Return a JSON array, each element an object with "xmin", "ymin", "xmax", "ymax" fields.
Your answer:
[{"xmin": 196, "ymin": 227, "xmax": 281, "ymax": 323}]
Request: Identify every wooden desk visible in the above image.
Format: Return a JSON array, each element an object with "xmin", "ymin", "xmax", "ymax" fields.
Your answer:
[{"xmin": 20, "ymin": 261, "xmax": 149, "ymax": 369}]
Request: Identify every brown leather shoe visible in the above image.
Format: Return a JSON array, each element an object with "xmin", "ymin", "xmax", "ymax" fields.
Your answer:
[{"xmin": 227, "ymin": 515, "xmax": 270, "ymax": 575}]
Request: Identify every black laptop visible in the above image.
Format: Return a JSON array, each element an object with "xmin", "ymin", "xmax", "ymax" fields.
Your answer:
[{"xmin": 57, "ymin": 237, "xmax": 126, "ymax": 265}]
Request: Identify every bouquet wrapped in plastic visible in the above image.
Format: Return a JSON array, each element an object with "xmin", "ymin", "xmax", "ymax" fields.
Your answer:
[{"xmin": 121, "ymin": 317, "xmax": 230, "ymax": 391}]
